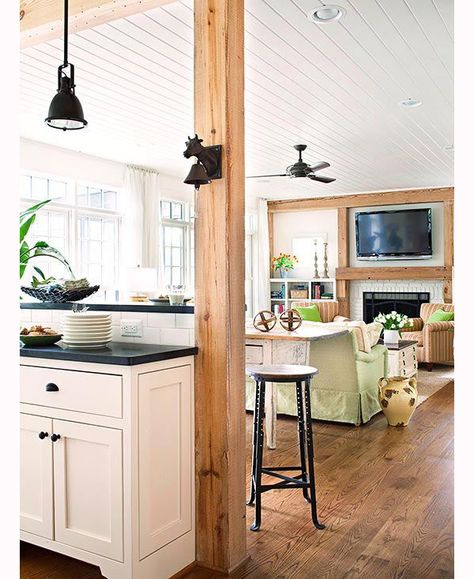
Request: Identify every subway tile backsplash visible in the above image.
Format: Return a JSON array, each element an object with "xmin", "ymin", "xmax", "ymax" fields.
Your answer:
[{"xmin": 23, "ymin": 308, "xmax": 195, "ymax": 346}]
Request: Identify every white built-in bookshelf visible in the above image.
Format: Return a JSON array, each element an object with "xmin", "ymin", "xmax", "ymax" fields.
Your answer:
[{"xmin": 270, "ymin": 278, "xmax": 336, "ymax": 313}]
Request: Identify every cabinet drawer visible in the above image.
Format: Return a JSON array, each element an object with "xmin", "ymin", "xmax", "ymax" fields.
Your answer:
[
  {"xmin": 20, "ymin": 366, "xmax": 122, "ymax": 418},
  {"xmin": 245, "ymin": 345, "xmax": 264, "ymax": 365}
]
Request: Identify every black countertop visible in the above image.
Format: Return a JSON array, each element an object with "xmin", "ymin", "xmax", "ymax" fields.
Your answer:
[
  {"xmin": 20, "ymin": 302, "xmax": 194, "ymax": 314},
  {"xmin": 20, "ymin": 342, "xmax": 198, "ymax": 366}
]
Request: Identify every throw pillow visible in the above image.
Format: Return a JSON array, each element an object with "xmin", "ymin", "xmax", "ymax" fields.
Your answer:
[
  {"xmin": 366, "ymin": 321, "xmax": 383, "ymax": 347},
  {"xmin": 427, "ymin": 309, "xmax": 454, "ymax": 323},
  {"xmin": 294, "ymin": 304, "xmax": 322, "ymax": 323}
]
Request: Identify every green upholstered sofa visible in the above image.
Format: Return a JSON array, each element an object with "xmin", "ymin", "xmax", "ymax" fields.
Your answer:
[{"xmin": 245, "ymin": 331, "xmax": 388, "ymax": 426}]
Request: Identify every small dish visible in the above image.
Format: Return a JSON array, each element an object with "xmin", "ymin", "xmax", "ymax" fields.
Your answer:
[{"xmin": 20, "ymin": 334, "xmax": 62, "ymax": 347}]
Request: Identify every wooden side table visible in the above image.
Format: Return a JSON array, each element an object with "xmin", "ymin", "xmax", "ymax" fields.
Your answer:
[{"xmin": 379, "ymin": 339, "xmax": 418, "ymax": 378}]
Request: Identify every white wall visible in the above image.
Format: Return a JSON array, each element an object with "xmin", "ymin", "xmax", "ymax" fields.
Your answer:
[
  {"xmin": 20, "ymin": 138, "xmax": 194, "ymax": 203},
  {"xmin": 272, "ymin": 209, "xmax": 338, "ymax": 278},
  {"xmin": 349, "ymin": 202, "xmax": 443, "ymax": 267}
]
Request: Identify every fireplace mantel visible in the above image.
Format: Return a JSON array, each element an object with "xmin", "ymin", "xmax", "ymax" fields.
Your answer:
[{"xmin": 335, "ymin": 266, "xmax": 452, "ymax": 281}]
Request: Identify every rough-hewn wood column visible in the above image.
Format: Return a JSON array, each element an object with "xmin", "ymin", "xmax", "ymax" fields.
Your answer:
[
  {"xmin": 194, "ymin": 0, "xmax": 247, "ymax": 573},
  {"xmin": 337, "ymin": 207, "xmax": 351, "ymax": 317}
]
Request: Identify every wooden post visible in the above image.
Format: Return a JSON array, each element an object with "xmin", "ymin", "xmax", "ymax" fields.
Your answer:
[
  {"xmin": 194, "ymin": 0, "xmax": 247, "ymax": 573},
  {"xmin": 337, "ymin": 207, "xmax": 351, "ymax": 318},
  {"xmin": 444, "ymin": 200, "xmax": 454, "ymax": 303},
  {"xmin": 268, "ymin": 208, "xmax": 274, "ymax": 276}
]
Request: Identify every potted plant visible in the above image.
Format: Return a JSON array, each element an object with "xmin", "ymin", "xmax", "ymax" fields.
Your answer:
[
  {"xmin": 374, "ymin": 311, "xmax": 413, "ymax": 345},
  {"xmin": 272, "ymin": 253, "xmax": 298, "ymax": 278}
]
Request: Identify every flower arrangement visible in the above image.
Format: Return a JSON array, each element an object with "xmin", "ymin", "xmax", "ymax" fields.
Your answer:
[
  {"xmin": 272, "ymin": 253, "xmax": 298, "ymax": 273},
  {"xmin": 374, "ymin": 311, "xmax": 413, "ymax": 332}
]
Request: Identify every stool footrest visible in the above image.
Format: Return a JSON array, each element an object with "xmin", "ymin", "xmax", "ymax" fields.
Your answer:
[
  {"xmin": 261, "ymin": 467, "xmax": 306, "ymax": 485},
  {"xmin": 260, "ymin": 481, "xmax": 310, "ymax": 492},
  {"xmin": 262, "ymin": 466, "xmax": 303, "ymax": 471}
]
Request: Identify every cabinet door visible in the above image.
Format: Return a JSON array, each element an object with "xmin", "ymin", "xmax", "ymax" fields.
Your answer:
[
  {"xmin": 52, "ymin": 420, "xmax": 123, "ymax": 562},
  {"xmin": 139, "ymin": 365, "xmax": 193, "ymax": 559},
  {"xmin": 20, "ymin": 414, "xmax": 53, "ymax": 539}
]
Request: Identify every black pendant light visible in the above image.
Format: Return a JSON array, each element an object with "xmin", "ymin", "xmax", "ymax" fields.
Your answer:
[{"xmin": 45, "ymin": 0, "xmax": 87, "ymax": 130}]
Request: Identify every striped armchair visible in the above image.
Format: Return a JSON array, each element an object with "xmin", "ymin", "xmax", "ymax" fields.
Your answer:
[{"xmin": 401, "ymin": 303, "xmax": 454, "ymax": 370}]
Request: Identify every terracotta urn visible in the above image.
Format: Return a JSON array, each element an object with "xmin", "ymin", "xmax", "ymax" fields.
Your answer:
[{"xmin": 378, "ymin": 376, "xmax": 418, "ymax": 427}]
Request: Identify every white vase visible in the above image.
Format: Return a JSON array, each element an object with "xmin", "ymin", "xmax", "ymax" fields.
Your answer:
[{"xmin": 384, "ymin": 329, "xmax": 400, "ymax": 345}]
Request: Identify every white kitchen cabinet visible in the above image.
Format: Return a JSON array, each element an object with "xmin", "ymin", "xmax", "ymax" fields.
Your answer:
[
  {"xmin": 20, "ymin": 414, "xmax": 53, "ymax": 540},
  {"xmin": 20, "ymin": 355, "xmax": 195, "ymax": 579},
  {"xmin": 53, "ymin": 420, "xmax": 123, "ymax": 561}
]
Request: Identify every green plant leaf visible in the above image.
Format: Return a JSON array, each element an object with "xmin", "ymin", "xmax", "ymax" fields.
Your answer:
[
  {"xmin": 20, "ymin": 214, "xmax": 36, "ymax": 243},
  {"xmin": 33, "ymin": 266, "xmax": 46, "ymax": 279},
  {"xmin": 30, "ymin": 242, "xmax": 74, "ymax": 277},
  {"xmin": 20, "ymin": 199, "xmax": 52, "ymax": 223}
]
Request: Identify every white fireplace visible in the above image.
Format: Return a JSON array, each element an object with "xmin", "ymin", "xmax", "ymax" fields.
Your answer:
[{"xmin": 350, "ymin": 280, "xmax": 444, "ymax": 321}]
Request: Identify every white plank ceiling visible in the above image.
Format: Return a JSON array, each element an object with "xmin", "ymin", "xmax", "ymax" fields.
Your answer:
[{"xmin": 20, "ymin": 0, "xmax": 454, "ymax": 200}]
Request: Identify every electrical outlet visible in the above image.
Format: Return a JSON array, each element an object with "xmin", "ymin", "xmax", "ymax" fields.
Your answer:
[{"xmin": 120, "ymin": 319, "xmax": 143, "ymax": 337}]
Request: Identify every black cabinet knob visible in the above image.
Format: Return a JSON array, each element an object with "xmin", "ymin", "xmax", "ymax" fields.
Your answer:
[
  {"xmin": 45, "ymin": 383, "xmax": 59, "ymax": 392},
  {"xmin": 38, "ymin": 431, "xmax": 48, "ymax": 440},
  {"xmin": 51, "ymin": 433, "xmax": 61, "ymax": 442}
]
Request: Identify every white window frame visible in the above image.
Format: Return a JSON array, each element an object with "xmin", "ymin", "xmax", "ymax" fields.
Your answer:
[
  {"xmin": 161, "ymin": 199, "xmax": 194, "ymax": 289},
  {"xmin": 20, "ymin": 170, "xmax": 122, "ymax": 297}
]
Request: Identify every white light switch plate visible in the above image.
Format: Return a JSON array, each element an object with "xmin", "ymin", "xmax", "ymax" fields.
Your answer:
[{"xmin": 120, "ymin": 319, "xmax": 143, "ymax": 337}]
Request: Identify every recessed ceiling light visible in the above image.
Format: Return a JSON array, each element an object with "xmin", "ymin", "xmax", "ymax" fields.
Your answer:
[
  {"xmin": 444, "ymin": 144, "xmax": 454, "ymax": 151},
  {"xmin": 399, "ymin": 98, "xmax": 423, "ymax": 108},
  {"xmin": 307, "ymin": 5, "xmax": 346, "ymax": 23}
]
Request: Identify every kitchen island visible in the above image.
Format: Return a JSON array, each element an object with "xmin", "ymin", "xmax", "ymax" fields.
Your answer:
[
  {"xmin": 245, "ymin": 325, "xmax": 348, "ymax": 448},
  {"xmin": 20, "ymin": 343, "xmax": 196, "ymax": 579}
]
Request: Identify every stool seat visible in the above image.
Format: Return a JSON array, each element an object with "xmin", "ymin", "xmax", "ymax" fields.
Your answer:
[{"xmin": 246, "ymin": 364, "xmax": 318, "ymax": 383}]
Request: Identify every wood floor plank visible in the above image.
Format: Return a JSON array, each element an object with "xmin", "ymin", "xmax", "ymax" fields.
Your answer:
[{"xmin": 20, "ymin": 383, "xmax": 454, "ymax": 579}]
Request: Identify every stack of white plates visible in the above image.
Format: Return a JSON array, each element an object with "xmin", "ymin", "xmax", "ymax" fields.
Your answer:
[{"xmin": 61, "ymin": 312, "xmax": 112, "ymax": 349}]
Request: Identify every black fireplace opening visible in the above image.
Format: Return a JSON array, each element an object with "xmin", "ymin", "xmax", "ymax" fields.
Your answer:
[{"xmin": 363, "ymin": 292, "xmax": 430, "ymax": 323}]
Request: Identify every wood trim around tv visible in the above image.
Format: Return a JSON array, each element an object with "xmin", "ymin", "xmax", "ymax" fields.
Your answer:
[{"xmin": 267, "ymin": 186, "xmax": 454, "ymax": 213}]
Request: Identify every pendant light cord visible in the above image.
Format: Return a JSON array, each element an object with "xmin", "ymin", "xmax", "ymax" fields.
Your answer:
[{"xmin": 63, "ymin": 0, "xmax": 68, "ymax": 66}]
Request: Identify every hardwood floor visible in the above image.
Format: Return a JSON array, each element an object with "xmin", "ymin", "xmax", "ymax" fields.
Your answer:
[{"xmin": 21, "ymin": 382, "xmax": 454, "ymax": 579}]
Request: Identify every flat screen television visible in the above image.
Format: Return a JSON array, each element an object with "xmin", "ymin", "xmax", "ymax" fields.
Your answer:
[{"xmin": 355, "ymin": 208, "xmax": 432, "ymax": 260}]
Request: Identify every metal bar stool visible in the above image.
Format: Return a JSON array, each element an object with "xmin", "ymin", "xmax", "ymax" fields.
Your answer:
[{"xmin": 246, "ymin": 364, "xmax": 325, "ymax": 532}]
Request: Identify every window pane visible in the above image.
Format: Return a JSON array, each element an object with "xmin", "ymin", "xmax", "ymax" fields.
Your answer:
[
  {"xmin": 172, "ymin": 227, "xmax": 182, "ymax": 246},
  {"xmin": 20, "ymin": 175, "xmax": 31, "ymax": 198},
  {"xmin": 77, "ymin": 185, "xmax": 88, "ymax": 206},
  {"xmin": 172, "ymin": 247, "xmax": 182, "ymax": 266},
  {"xmin": 78, "ymin": 215, "xmax": 119, "ymax": 290},
  {"xmin": 172, "ymin": 202, "xmax": 183, "ymax": 220},
  {"xmin": 88, "ymin": 218, "xmax": 102, "ymax": 240},
  {"xmin": 164, "ymin": 247, "xmax": 172, "ymax": 266},
  {"xmin": 89, "ymin": 188, "xmax": 102, "ymax": 208},
  {"xmin": 48, "ymin": 179, "xmax": 67, "ymax": 200},
  {"xmin": 31, "ymin": 177, "xmax": 48, "ymax": 199},
  {"xmin": 161, "ymin": 201, "xmax": 171, "ymax": 219},
  {"xmin": 103, "ymin": 190, "xmax": 117, "ymax": 210}
]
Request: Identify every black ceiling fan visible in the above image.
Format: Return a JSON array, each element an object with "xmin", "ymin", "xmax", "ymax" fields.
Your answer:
[{"xmin": 247, "ymin": 144, "xmax": 336, "ymax": 183}]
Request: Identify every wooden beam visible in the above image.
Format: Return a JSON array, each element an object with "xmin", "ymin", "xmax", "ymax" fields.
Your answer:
[
  {"xmin": 267, "ymin": 187, "xmax": 454, "ymax": 213},
  {"xmin": 20, "ymin": 0, "xmax": 174, "ymax": 48},
  {"xmin": 337, "ymin": 207, "xmax": 350, "ymax": 317},
  {"xmin": 336, "ymin": 266, "xmax": 452, "ymax": 281},
  {"xmin": 194, "ymin": 0, "xmax": 247, "ymax": 574}
]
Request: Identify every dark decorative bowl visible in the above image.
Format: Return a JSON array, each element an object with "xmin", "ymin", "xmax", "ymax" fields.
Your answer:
[
  {"xmin": 20, "ymin": 285, "xmax": 100, "ymax": 303},
  {"xmin": 20, "ymin": 334, "xmax": 62, "ymax": 347}
]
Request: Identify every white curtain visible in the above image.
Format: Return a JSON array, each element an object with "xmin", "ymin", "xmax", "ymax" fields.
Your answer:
[
  {"xmin": 122, "ymin": 165, "xmax": 162, "ymax": 276},
  {"xmin": 255, "ymin": 198, "xmax": 270, "ymax": 312}
]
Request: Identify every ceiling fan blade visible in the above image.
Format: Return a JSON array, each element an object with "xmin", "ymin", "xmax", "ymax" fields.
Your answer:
[
  {"xmin": 246, "ymin": 174, "xmax": 288, "ymax": 179},
  {"xmin": 308, "ymin": 161, "xmax": 330, "ymax": 172},
  {"xmin": 308, "ymin": 174, "xmax": 336, "ymax": 183}
]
